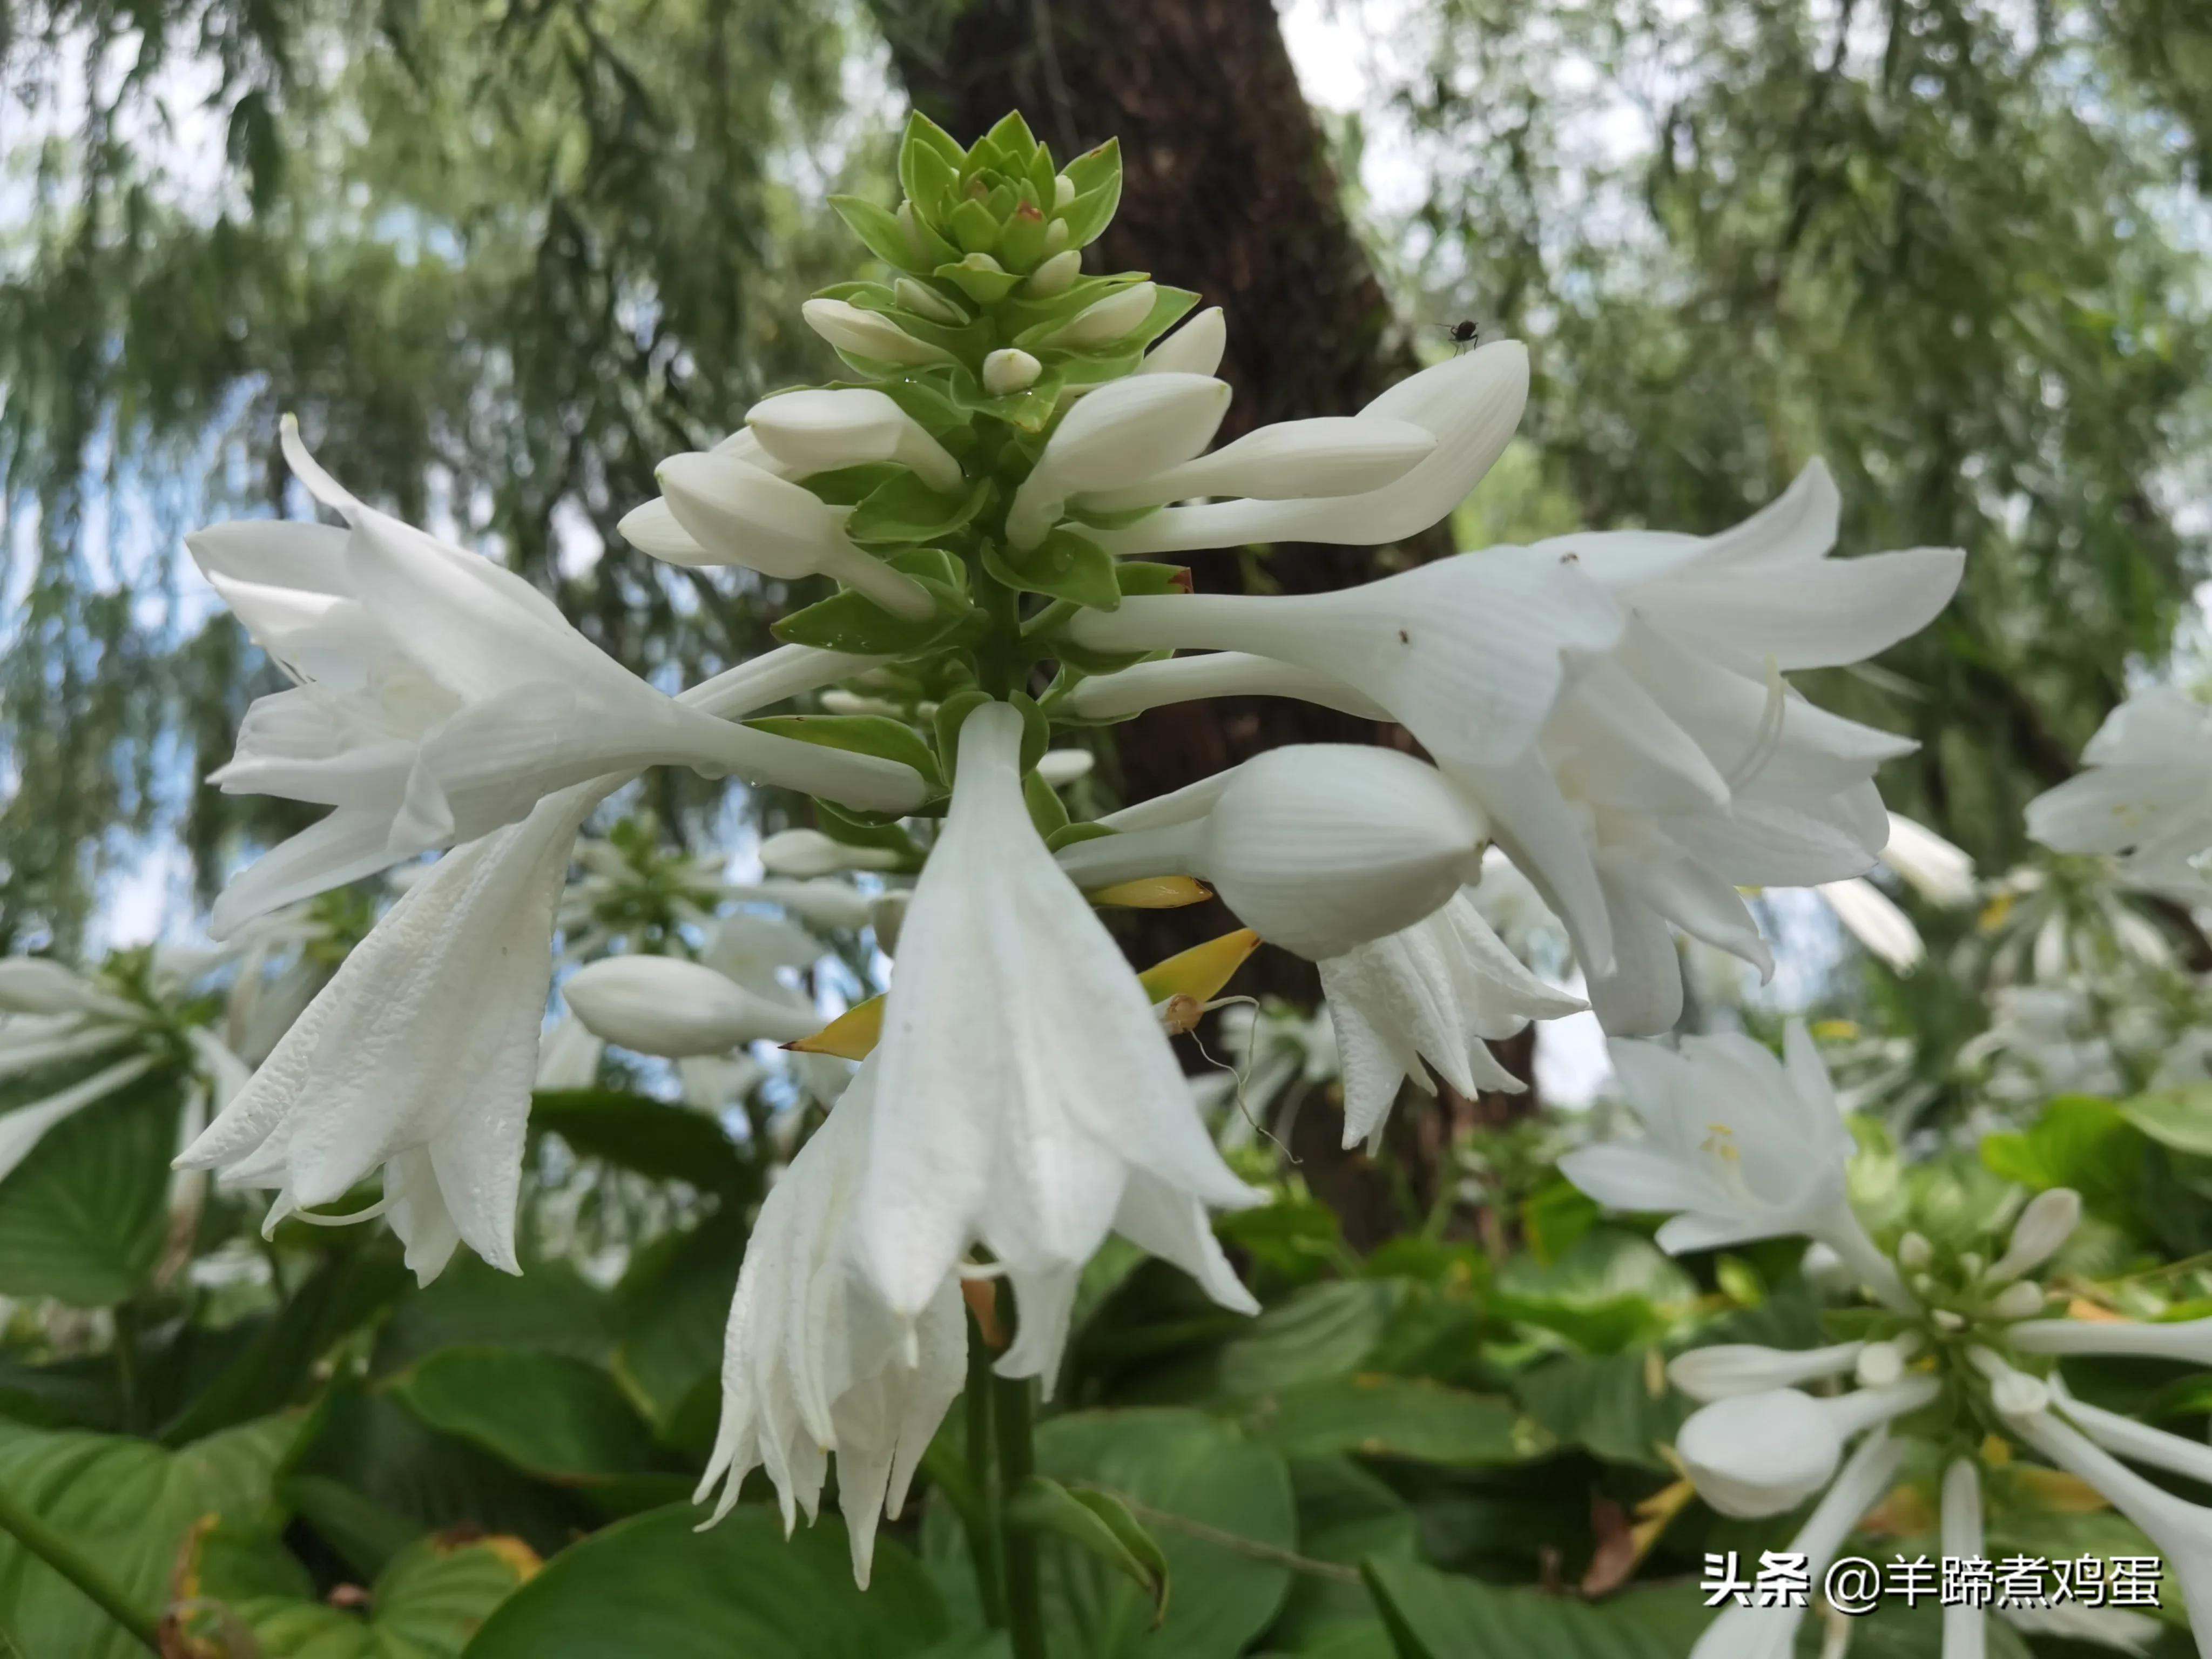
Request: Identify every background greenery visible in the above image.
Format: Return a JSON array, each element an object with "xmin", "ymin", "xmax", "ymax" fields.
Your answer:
[{"xmin": 1, "ymin": 0, "xmax": 2209, "ymax": 1654}]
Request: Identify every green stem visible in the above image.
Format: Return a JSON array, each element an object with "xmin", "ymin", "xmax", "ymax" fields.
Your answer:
[
  {"xmin": 994, "ymin": 1370, "xmax": 1048, "ymax": 1659},
  {"xmin": 965, "ymin": 1311, "xmax": 1006, "ymax": 1627},
  {"xmin": 0, "ymin": 1480, "xmax": 160, "ymax": 1653},
  {"xmin": 113, "ymin": 1304, "xmax": 141, "ymax": 1435}
]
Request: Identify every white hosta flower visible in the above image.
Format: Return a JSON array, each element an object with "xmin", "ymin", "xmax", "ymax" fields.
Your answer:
[
  {"xmin": 1941, "ymin": 1460, "xmax": 1987, "ymax": 1659},
  {"xmin": 800, "ymin": 298, "xmax": 955, "ymax": 367},
  {"xmin": 1667, "ymin": 1341, "xmax": 1866, "ymax": 1403},
  {"xmin": 1317, "ymin": 892, "xmax": 1585, "ymax": 1148},
  {"xmin": 2009, "ymin": 1313, "xmax": 2212, "ymax": 1364},
  {"xmin": 0, "ymin": 956, "xmax": 248, "ymax": 1184},
  {"xmin": 758, "ymin": 828, "xmax": 905, "ymax": 879},
  {"xmin": 643, "ymin": 451, "xmax": 935, "ymax": 619},
  {"xmin": 1559, "ymin": 1023, "xmax": 1911, "ymax": 1308},
  {"xmin": 693, "ymin": 1061, "xmax": 965, "ymax": 1588},
  {"xmin": 1137, "ymin": 306, "xmax": 1225, "ymax": 376},
  {"xmin": 195, "ymin": 422, "xmax": 924, "ymax": 936},
  {"xmin": 1054, "ymin": 746, "xmax": 1492, "ymax": 960},
  {"xmin": 563, "ymin": 955, "xmax": 821, "ymax": 1056},
  {"xmin": 1006, "ymin": 372, "xmax": 1231, "ymax": 549},
  {"xmin": 1691, "ymin": 1431, "xmax": 1905, "ymax": 1659},
  {"xmin": 1818, "ymin": 876, "xmax": 1925, "ymax": 971},
  {"xmin": 1087, "ymin": 341, "xmax": 1529, "ymax": 556},
  {"xmin": 1063, "ymin": 651, "xmax": 1391, "ymax": 725},
  {"xmin": 2001, "ymin": 1404, "xmax": 2212, "ymax": 1656},
  {"xmin": 847, "ymin": 703, "xmax": 1260, "ymax": 1384},
  {"xmin": 743, "ymin": 388, "xmax": 962, "ymax": 493},
  {"xmin": 180, "ymin": 642, "xmax": 869, "ymax": 1281},
  {"xmin": 1675, "ymin": 1378, "xmax": 1938, "ymax": 1518},
  {"xmin": 1074, "ymin": 416, "xmax": 1436, "ymax": 514},
  {"xmin": 2027, "ymin": 686, "xmax": 2212, "ymax": 896},
  {"xmin": 1881, "ymin": 813, "xmax": 1976, "ymax": 907}
]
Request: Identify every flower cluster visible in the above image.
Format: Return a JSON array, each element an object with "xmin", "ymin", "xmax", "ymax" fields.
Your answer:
[
  {"xmin": 1561, "ymin": 1025, "xmax": 2212, "ymax": 1657},
  {"xmin": 173, "ymin": 111, "xmax": 1965, "ymax": 1579}
]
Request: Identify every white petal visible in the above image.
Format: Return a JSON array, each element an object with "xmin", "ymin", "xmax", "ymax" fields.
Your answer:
[
  {"xmin": 1137, "ymin": 306, "xmax": 1226, "ymax": 376},
  {"xmin": 210, "ymin": 810, "xmax": 404, "ymax": 939},
  {"xmin": 1818, "ymin": 879, "xmax": 1924, "ymax": 971}
]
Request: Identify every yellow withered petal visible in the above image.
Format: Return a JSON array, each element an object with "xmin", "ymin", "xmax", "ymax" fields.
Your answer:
[
  {"xmin": 1087, "ymin": 875, "xmax": 1213, "ymax": 909},
  {"xmin": 787, "ymin": 995, "xmax": 885, "ymax": 1060},
  {"xmin": 1137, "ymin": 928, "xmax": 1259, "ymax": 1006}
]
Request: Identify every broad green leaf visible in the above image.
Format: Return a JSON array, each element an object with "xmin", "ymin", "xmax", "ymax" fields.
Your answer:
[
  {"xmin": 1265, "ymin": 1456, "xmax": 1418, "ymax": 1653},
  {"xmin": 1493, "ymin": 1229, "xmax": 1698, "ymax": 1353},
  {"xmin": 388, "ymin": 1347, "xmax": 660, "ymax": 1489},
  {"xmin": 461, "ymin": 1504, "xmax": 949, "ymax": 1658},
  {"xmin": 847, "ymin": 473, "xmax": 993, "ymax": 549},
  {"xmin": 1363, "ymin": 1559, "xmax": 1709, "ymax": 1659},
  {"xmin": 0, "ymin": 1413, "xmax": 295, "ymax": 1659},
  {"xmin": 983, "ymin": 527, "xmax": 1120, "ymax": 610},
  {"xmin": 1247, "ymin": 1376, "xmax": 1536, "ymax": 1467},
  {"xmin": 744, "ymin": 715, "xmax": 945, "ymax": 795},
  {"xmin": 1006, "ymin": 1475, "xmax": 1169, "ymax": 1626},
  {"xmin": 1036, "ymin": 1408, "xmax": 1296, "ymax": 1659},
  {"xmin": 1510, "ymin": 1350, "xmax": 1685, "ymax": 1471},
  {"xmin": 529, "ymin": 1089, "xmax": 756, "ymax": 1198},
  {"xmin": 164, "ymin": 1249, "xmax": 413, "ymax": 1443},
  {"xmin": 375, "ymin": 1253, "xmax": 618, "ymax": 1374},
  {"xmin": 1980, "ymin": 1096, "xmax": 2147, "ymax": 1219},
  {"xmin": 611, "ymin": 1208, "xmax": 747, "ymax": 1435},
  {"xmin": 1217, "ymin": 1281, "xmax": 1404, "ymax": 1398},
  {"xmin": 2122, "ymin": 1085, "xmax": 2212, "ymax": 1158},
  {"xmin": 0, "ymin": 1065, "xmax": 180, "ymax": 1305},
  {"xmin": 1058, "ymin": 140, "xmax": 1123, "ymax": 246}
]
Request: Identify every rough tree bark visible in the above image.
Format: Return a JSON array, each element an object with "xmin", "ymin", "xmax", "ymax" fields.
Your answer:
[{"xmin": 873, "ymin": 0, "xmax": 1528, "ymax": 1242}]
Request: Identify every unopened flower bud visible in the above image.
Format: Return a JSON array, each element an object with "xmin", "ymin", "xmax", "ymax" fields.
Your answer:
[
  {"xmin": 1898, "ymin": 1232, "xmax": 1933, "ymax": 1271},
  {"xmin": 801, "ymin": 298, "xmax": 955, "ymax": 366},
  {"xmin": 746, "ymin": 388, "xmax": 963, "ymax": 493},
  {"xmin": 1079, "ymin": 415, "xmax": 1434, "ymax": 512},
  {"xmin": 1041, "ymin": 282, "xmax": 1157, "ymax": 349},
  {"xmin": 895, "ymin": 201, "xmax": 927, "ymax": 262},
  {"xmin": 1968, "ymin": 1346, "xmax": 2050, "ymax": 1418},
  {"xmin": 983, "ymin": 348, "xmax": 1043, "ymax": 396},
  {"xmin": 1007, "ymin": 371, "xmax": 1230, "ymax": 548},
  {"xmin": 1053, "ymin": 173, "xmax": 1076, "ymax": 210},
  {"xmin": 1855, "ymin": 1339, "xmax": 1906, "ymax": 1387},
  {"xmin": 1986, "ymin": 1188, "xmax": 2081, "ymax": 1285},
  {"xmin": 1140, "ymin": 307, "xmax": 1226, "ymax": 377},
  {"xmin": 894, "ymin": 278, "xmax": 968, "ymax": 325},
  {"xmin": 1990, "ymin": 1280, "xmax": 2046, "ymax": 1321},
  {"xmin": 564, "ymin": 954, "xmax": 819, "ymax": 1055},
  {"xmin": 1024, "ymin": 249, "xmax": 1082, "ymax": 298},
  {"xmin": 759, "ymin": 828, "xmax": 905, "ymax": 879},
  {"xmin": 1036, "ymin": 748, "xmax": 1094, "ymax": 786},
  {"xmin": 1042, "ymin": 218, "xmax": 1070, "ymax": 255}
]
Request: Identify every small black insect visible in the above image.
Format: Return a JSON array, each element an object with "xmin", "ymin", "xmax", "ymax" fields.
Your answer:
[{"xmin": 1444, "ymin": 319, "xmax": 1482, "ymax": 350}]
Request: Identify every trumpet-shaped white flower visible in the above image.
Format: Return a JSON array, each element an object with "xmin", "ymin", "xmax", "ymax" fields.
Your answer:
[
  {"xmin": 1675, "ymin": 1377, "xmax": 1938, "ymax": 1518},
  {"xmin": 1818, "ymin": 876, "xmax": 1926, "ymax": 971},
  {"xmin": 1666, "ymin": 1340, "xmax": 1866, "ymax": 1403},
  {"xmin": 1087, "ymin": 341, "xmax": 1530, "ymax": 556},
  {"xmin": 1054, "ymin": 746, "xmax": 1492, "ymax": 960},
  {"xmin": 1942, "ymin": 1460, "xmax": 1987, "ymax": 1659},
  {"xmin": 196, "ymin": 422, "xmax": 924, "ymax": 937},
  {"xmin": 694, "ymin": 1060, "xmax": 966, "ymax": 1588},
  {"xmin": 642, "ymin": 450, "xmax": 936, "ymax": 619},
  {"xmin": 758, "ymin": 828, "xmax": 905, "ymax": 878},
  {"xmin": 562, "ymin": 955, "xmax": 821, "ymax": 1055},
  {"xmin": 1559, "ymin": 1023, "xmax": 1911, "ymax": 1307},
  {"xmin": 1691, "ymin": 1431, "xmax": 1905, "ymax": 1659},
  {"xmin": 847, "ymin": 703, "xmax": 1260, "ymax": 1382},
  {"xmin": 179, "ymin": 642, "xmax": 871, "ymax": 1281},
  {"xmin": 2027, "ymin": 686, "xmax": 2212, "ymax": 896},
  {"xmin": 1317, "ymin": 892, "xmax": 1585, "ymax": 1147},
  {"xmin": 1006, "ymin": 372, "xmax": 1231, "ymax": 548}
]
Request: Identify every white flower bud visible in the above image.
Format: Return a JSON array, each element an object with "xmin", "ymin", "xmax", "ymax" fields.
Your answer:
[
  {"xmin": 1667, "ymin": 1341, "xmax": 1864, "ymax": 1403},
  {"xmin": 759, "ymin": 828, "xmax": 903, "ymax": 879},
  {"xmin": 1042, "ymin": 217, "xmax": 1070, "ymax": 255},
  {"xmin": 1990, "ymin": 1280, "xmax": 2047, "ymax": 1321},
  {"xmin": 1676, "ymin": 1390, "xmax": 1843, "ymax": 1519},
  {"xmin": 982, "ymin": 348, "xmax": 1043, "ymax": 396},
  {"xmin": 1035, "ymin": 748, "xmax": 1094, "ymax": 786},
  {"xmin": 1056, "ymin": 745, "xmax": 1489, "ymax": 960},
  {"xmin": 745, "ymin": 388, "xmax": 963, "ymax": 494},
  {"xmin": 1078, "ymin": 416, "xmax": 1435, "ymax": 512},
  {"xmin": 895, "ymin": 201, "xmax": 927, "ymax": 262},
  {"xmin": 1041, "ymin": 282, "xmax": 1157, "ymax": 349},
  {"xmin": 1007, "ymin": 372, "xmax": 1230, "ymax": 549},
  {"xmin": 868, "ymin": 889, "xmax": 909, "ymax": 955},
  {"xmin": 1986, "ymin": 1188, "xmax": 2081, "ymax": 1285},
  {"xmin": 894, "ymin": 278, "xmax": 968, "ymax": 325},
  {"xmin": 801, "ymin": 298, "xmax": 955, "ymax": 366},
  {"xmin": 563, "ymin": 954, "xmax": 820, "ymax": 1055},
  {"xmin": 653, "ymin": 451, "xmax": 934, "ymax": 618},
  {"xmin": 1053, "ymin": 172, "xmax": 1076, "ymax": 210},
  {"xmin": 1023, "ymin": 249, "xmax": 1082, "ymax": 297},
  {"xmin": 1968, "ymin": 1347, "xmax": 2050, "ymax": 1418},
  {"xmin": 1898, "ymin": 1232, "xmax": 1933, "ymax": 1270},
  {"xmin": 1140, "ymin": 307, "xmax": 1226, "ymax": 377},
  {"xmin": 1855, "ymin": 1339, "xmax": 1906, "ymax": 1387}
]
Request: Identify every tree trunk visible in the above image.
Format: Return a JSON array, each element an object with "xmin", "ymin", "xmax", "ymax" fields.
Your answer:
[{"xmin": 874, "ymin": 0, "xmax": 1534, "ymax": 1236}]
